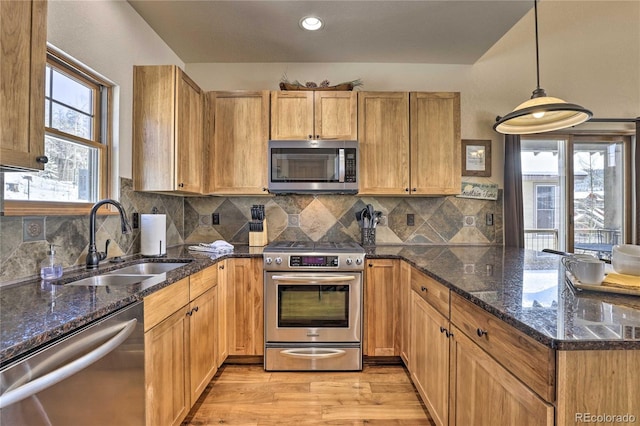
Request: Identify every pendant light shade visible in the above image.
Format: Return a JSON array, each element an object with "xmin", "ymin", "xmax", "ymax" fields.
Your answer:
[{"xmin": 494, "ymin": 0, "xmax": 592, "ymax": 135}]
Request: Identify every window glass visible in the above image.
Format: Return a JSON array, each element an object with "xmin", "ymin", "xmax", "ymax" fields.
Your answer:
[{"xmin": 4, "ymin": 135, "xmax": 99, "ymax": 202}]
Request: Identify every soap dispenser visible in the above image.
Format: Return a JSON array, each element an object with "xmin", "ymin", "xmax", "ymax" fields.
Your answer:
[{"xmin": 40, "ymin": 244, "xmax": 63, "ymax": 280}]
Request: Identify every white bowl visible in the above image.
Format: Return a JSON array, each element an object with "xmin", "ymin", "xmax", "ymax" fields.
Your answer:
[{"xmin": 611, "ymin": 244, "xmax": 640, "ymax": 276}]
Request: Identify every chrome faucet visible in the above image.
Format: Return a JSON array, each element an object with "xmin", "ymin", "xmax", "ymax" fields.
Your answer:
[{"xmin": 86, "ymin": 199, "xmax": 132, "ymax": 269}]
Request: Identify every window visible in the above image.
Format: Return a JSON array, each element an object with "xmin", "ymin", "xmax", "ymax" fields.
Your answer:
[
  {"xmin": 535, "ymin": 185, "xmax": 557, "ymax": 229},
  {"xmin": 3, "ymin": 50, "xmax": 111, "ymax": 215},
  {"xmin": 522, "ymin": 135, "xmax": 631, "ymax": 258}
]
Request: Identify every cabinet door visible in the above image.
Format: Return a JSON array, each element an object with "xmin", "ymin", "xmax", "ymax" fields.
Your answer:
[
  {"xmin": 206, "ymin": 91, "xmax": 270, "ymax": 194},
  {"xmin": 364, "ymin": 259, "xmax": 400, "ymax": 356},
  {"xmin": 227, "ymin": 258, "xmax": 264, "ymax": 356},
  {"xmin": 145, "ymin": 305, "xmax": 190, "ymax": 426},
  {"xmin": 314, "ymin": 91, "xmax": 357, "ymax": 140},
  {"xmin": 410, "ymin": 92, "xmax": 461, "ymax": 195},
  {"xmin": 358, "ymin": 92, "xmax": 410, "ymax": 195},
  {"xmin": 270, "ymin": 91, "xmax": 313, "ymax": 140},
  {"xmin": 0, "ymin": 0, "xmax": 47, "ymax": 171},
  {"xmin": 450, "ymin": 326, "xmax": 554, "ymax": 426},
  {"xmin": 410, "ymin": 292, "xmax": 450, "ymax": 426},
  {"xmin": 175, "ymin": 69, "xmax": 204, "ymax": 193},
  {"xmin": 216, "ymin": 260, "xmax": 228, "ymax": 367},
  {"xmin": 399, "ymin": 260, "xmax": 411, "ymax": 366},
  {"xmin": 188, "ymin": 286, "xmax": 218, "ymax": 404}
]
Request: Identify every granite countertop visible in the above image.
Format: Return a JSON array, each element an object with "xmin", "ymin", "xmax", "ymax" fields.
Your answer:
[
  {"xmin": 2, "ymin": 244, "xmax": 640, "ymax": 367},
  {"xmin": 367, "ymin": 245, "xmax": 640, "ymax": 350}
]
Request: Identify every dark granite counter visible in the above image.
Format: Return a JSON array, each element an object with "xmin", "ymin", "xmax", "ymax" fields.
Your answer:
[
  {"xmin": 2, "ymin": 244, "xmax": 640, "ymax": 367},
  {"xmin": 367, "ymin": 245, "xmax": 640, "ymax": 350},
  {"xmin": 0, "ymin": 245, "xmax": 263, "ymax": 366}
]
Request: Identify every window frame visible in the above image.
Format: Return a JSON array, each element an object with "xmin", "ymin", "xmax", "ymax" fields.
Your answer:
[{"xmin": 3, "ymin": 49, "xmax": 113, "ymax": 216}]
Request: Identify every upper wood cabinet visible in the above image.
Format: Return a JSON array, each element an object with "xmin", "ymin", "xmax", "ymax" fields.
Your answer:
[
  {"xmin": 358, "ymin": 92, "xmax": 410, "ymax": 195},
  {"xmin": 270, "ymin": 91, "xmax": 357, "ymax": 140},
  {"xmin": 0, "ymin": 0, "xmax": 47, "ymax": 171},
  {"xmin": 205, "ymin": 91, "xmax": 270, "ymax": 194},
  {"xmin": 358, "ymin": 91, "xmax": 461, "ymax": 196},
  {"xmin": 133, "ymin": 65, "xmax": 204, "ymax": 194},
  {"xmin": 410, "ymin": 92, "xmax": 461, "ymax": 195}
]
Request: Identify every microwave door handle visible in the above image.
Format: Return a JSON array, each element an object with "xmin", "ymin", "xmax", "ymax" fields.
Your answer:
[
  {"xmin": 338, "ymin": 149, "xmax": 345, "ymax": 183},
  {"xmin": 271, "ymin": 275, "xmax": 357, "ymax": 283}
]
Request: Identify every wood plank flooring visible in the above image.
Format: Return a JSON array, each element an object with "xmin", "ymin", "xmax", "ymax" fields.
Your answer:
[{"xmin": 183, "ymin": 364, "xmax": 435, "ymax": 425}]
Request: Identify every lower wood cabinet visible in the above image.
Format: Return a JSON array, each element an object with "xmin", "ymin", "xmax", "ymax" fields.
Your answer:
[
  {"xmin": 399, "ymin": 260, "xmax": 411, "ymax": 365},
  {"xmin": 144, "ymin": 270, "xmax": 219, "ymax": 426},
  {"xmin": 364, "ymin": 259, "xmax": 400, "ymax": 356},
  {"xmin": 450, "ymin": 325, "xmax": 554, "ymax": 426},
  {"xmin": 188, "ymin": 286, "xmax": 218, "ymax": 404},
  {"xmin": 410, "ymin": 291, "xmax": 451, "ymax": 426},
  {"xmin": 227, "ymin": 258, "xmax": 264, "ymax": 356},
  {"xmin": 216, "ymin": 260, "xmax": 229, "ymax": 367}
]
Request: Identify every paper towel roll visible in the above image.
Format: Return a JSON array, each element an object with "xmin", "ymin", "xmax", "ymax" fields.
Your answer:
[{"xmin": 141, "ymin": 214, "xmax": 166, "ymax": 256}]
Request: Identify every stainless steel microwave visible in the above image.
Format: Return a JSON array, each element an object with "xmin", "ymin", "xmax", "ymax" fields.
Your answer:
[{"xmin": 268, "ymin": 140, "xmax": 358, "ymax": 194}]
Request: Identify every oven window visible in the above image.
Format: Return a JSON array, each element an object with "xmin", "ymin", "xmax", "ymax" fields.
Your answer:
[
  {"xmin": 271, "ymin": 148, "xmax": 339, "ymax": 182},
  {"xmin": 278, "ymin": 285, "xmax": 349, "ymax": 327}
]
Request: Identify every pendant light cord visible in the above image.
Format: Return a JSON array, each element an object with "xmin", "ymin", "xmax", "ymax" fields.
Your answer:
[{"xmin": 534, "ymin": 0, "xmax": 541, "ymax": 91}]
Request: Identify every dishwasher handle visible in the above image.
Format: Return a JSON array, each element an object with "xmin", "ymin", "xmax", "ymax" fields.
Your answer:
[{"xmin": 0, "ymin": 318, "xmax": 137, "ymax": 409}]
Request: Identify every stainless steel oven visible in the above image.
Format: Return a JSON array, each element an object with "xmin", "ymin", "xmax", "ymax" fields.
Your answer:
[{"xmin": 263, "ymin": 242, "xmax": 365, "ymax": 371}]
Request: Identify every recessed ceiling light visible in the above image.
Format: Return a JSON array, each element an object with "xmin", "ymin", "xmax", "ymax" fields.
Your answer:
[{"xmin": 300, "ymin": 16, "xmax": 323, "ymax": 31}]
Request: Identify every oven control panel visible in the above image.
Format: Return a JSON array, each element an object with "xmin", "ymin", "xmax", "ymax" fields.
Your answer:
[{"xmin": 290, "ymin": 255, "xmax": 339, "ymax": 267}]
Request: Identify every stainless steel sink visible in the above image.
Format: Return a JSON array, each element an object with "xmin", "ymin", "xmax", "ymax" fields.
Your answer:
[
  {"xmin": 66, "ymin": 274, "xmax": 157, "ymax": 287},
  {"xmin": 107, "ymin": 262, "xmax": 189, "ymax": 275}
]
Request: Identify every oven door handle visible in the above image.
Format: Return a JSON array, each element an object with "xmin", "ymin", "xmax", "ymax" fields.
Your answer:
[
  {"xmin": 279, "ymin": 348, "xmax": 347, "ymax": 360},
  {"xmin": 271, "ymin": 275, "xmax": 356, "ymax": 283}
]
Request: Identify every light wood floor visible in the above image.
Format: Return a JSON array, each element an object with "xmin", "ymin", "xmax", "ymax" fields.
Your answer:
[{"xmin": 183, "ymin": 364, "xmax": 435, "ymax": 425}]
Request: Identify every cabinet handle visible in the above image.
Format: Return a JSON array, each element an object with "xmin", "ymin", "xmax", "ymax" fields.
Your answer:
[
  {"xmin": 36, "ymin": 156, "xmax": 48, "ymax": 164},
  {"xmin": 178, "ymin": 183, "xmax": 184, "ymax": 188},
  {"xmin": 193, "ymin": 306, "xmax": 199, "ymax": 313},
  {"xmin": 219, "ymin": 264, "xmax": 224, "ymax": 270},
  {"xmin": 476, "ymin": 328, "xmax": 488, "ymax": 338},
  {"xmin": 262, "ymin": 187, "xmax": 268, "ymax": 192},
  {"xmin": 421, "ymin": 286, "xmax": 427, "ymax": 292},
  {"xmin": 186, "ymin": 310, "xmax": 193, "ymax": 317},
  {"xmin": 368, "ymin": 263, "xmax": 373, "ymax": 267},
  {"xmin": 439, "ymin": 326, "xmax": 446, "ymax": 334},
  {"xmin": 308, "ymin": 134, "xmax": 313, "ymax": 139},
  {"xmin": 315, "ymin": 134, "xmax": 320, "ymax": 139},
  {"xmin": 412, "ymin": 188, "xmax": 417, "ymax": 192},
  {"xmin": 405, "ymin": 188, "xmax": 410, "ymax": 192}
]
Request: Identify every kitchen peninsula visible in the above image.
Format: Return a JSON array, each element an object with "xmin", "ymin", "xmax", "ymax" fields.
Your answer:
[{"xmin": 1, "ymin": 245, "xmax": 639, "ymax": 425}]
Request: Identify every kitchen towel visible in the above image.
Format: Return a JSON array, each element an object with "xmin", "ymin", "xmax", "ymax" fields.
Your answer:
[
  {"xmin": 188, "ymin": 240, "xmax": 234, "ymax": 253},
  {"xmin": 141, "ymin": 214, "xmax": 166, "ymax": 256}
]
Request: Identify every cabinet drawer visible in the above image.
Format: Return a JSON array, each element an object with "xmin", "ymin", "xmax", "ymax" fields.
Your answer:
[
  {"xmin": 410, "ymin": 269, "xmax": 450, "ymax": 318},
  {"xmin": 190, "ymin": 264, "xmax": 218, "ymax": 299},
  {"xmin": 450, "ymin": 292, "xmax": 555, "ymax": 402},
  {"xmin": 144, "ymin": 277, "xmax": 190, "ymax": 331}
]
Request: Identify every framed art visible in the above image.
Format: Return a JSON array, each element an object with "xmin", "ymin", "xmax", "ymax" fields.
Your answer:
[{"xmin": 462, "ymin": 139, "xmax": 491, "ymax": 177}]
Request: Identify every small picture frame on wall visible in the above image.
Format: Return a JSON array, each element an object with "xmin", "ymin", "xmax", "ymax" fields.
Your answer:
[{"xmin": 462, "ymin": 139, "xmax": 491, "ymax": 177}]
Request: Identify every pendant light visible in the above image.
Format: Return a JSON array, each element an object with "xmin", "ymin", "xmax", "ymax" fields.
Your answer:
[{"xmin": 494, "ymin": 0, "xmax": 592, "ymax": 135}]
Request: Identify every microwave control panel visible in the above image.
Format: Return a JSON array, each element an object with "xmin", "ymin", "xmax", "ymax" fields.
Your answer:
[{"xmin": 345, "ymin": 149, "xmax": 357, "ymax": 183}]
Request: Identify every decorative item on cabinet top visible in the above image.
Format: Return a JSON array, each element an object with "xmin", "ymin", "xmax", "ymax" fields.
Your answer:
[{"xmin": 279, "ymin": 75, "xmax": 363, "ymax": 91}]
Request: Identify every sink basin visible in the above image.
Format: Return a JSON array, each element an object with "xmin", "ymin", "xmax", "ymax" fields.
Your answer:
[
  {"xmin": 66, "ymin": 274, "xmax": 157, "ymax": 287},
  {"xmin": 107, "ymin": 262, "xmax": 189, "ymax": 276}
]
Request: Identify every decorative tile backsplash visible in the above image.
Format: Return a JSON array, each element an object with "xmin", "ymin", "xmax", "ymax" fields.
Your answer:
[{"xmin": 0, "ymin": 177, "xmax": 502, "ymax": 283}]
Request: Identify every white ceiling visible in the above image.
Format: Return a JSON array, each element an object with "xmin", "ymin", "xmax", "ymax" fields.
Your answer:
[{"xmin": 127, "ymin": 1, "xmax": 534, "ymax": 64}]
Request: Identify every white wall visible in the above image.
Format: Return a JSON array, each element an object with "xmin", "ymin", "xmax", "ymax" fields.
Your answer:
[
  {"xmin": 186, "ymin": 0, "xmax": 639, "ymax": 187},
  {"xmin": 47, "ymin": 0, "xmax": 184, "ymax": 181}
]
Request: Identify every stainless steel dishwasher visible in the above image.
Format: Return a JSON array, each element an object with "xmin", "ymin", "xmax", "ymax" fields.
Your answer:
[{"xmin": 0, "ymin": 301, "xmax": 144, "ymax": 425}]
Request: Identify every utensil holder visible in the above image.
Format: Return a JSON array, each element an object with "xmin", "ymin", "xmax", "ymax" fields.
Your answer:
[{"xmin": 361, "ymin": 228, "xmax": 376, "ymax": 246}]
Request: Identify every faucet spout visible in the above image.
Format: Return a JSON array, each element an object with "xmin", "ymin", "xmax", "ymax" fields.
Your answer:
[{"xmin": 86, "ymin": 199, "xmax": 131, "ymax": 269}]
